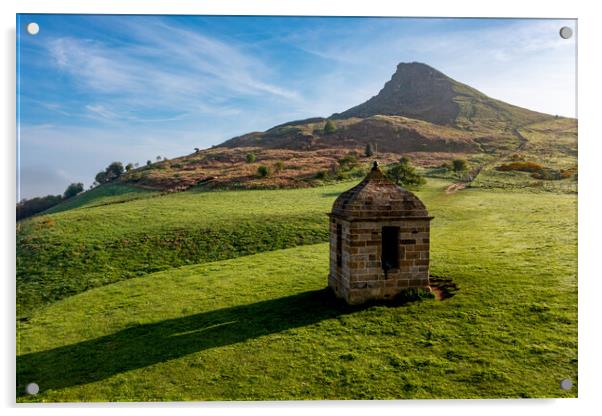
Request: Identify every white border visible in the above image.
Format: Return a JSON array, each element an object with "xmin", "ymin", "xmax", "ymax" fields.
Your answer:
[{"xmin": 2, "ymin": 1, "xmax": 601, "ymax": 416}]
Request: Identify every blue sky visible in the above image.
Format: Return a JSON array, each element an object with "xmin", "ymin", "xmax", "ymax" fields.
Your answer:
[{"xmin": 17, "ymin": 15, "xmax": 576, "ymax": 200}]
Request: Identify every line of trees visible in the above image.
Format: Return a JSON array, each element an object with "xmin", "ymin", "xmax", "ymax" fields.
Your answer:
[
  {"xmin": 16, "ymin": 182, "xmax": 84, "ymax": 221},
  {"xmin": 18, "ymin": 156, "xmax": 170, "ymax": 221},
  {"xmin": 18, "ymin": 159, "xmax": 135, "ymax": 221}
]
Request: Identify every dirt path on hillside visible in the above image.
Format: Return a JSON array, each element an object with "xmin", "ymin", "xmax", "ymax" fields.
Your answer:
[
  {"xmin": 443, "ymin": 124, "xmax": 533, "ymax": 195},
  {"xmin": 444, "ymin": 183, "xmax": 466, "ymax": 194}
]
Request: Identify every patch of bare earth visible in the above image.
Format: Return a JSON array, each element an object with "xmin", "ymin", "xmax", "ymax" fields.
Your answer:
[
  {"xmin": 429, "ymin": 275, "xmax": 459, "ymax": 300},
  {"xmin": 445, "ymin": 183, "xmax": 466, "ymax": 194}
]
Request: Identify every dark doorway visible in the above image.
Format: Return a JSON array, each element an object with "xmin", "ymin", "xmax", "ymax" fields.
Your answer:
[{"xmin": 381, "ymin": 226, "xmax": 399, "ymax": 271}]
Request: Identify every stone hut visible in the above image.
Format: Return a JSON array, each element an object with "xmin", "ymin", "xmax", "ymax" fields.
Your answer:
[{"xmin": 328, "ymin": 161, "xmax": 433, "ymax": 305}]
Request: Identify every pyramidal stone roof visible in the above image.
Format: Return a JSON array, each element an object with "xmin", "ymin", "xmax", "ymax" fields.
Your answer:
[{"xmin": 331, "ymin": 161, "xmax": 430, "ymax": 220}]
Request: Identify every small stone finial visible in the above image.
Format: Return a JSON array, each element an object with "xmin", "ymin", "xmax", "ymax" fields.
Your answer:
[{"xmin": 372, "ymin": 161, "xmax": 379, "ymax": 171}]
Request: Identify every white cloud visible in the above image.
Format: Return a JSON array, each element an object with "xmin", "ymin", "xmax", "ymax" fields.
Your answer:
[
  {"xmin": 85, "ymin": 104, "xmax": 120, "ymax": 120},
  {"xmin": 21, "ymin": 17, "xmax": 577, "ymax": 198},
  {"xmin": 45, "ymin": 18, "xmax": 300, "ymax": 124},
  {"xmin": 279, "ymin": 19, "xmax": 576, "ymax": 118}
]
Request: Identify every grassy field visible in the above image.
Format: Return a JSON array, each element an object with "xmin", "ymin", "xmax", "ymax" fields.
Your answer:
[
  {"xmin": 16, "ymin": 178, "xmax": 577, "ymax": 401},
  {"xmin": 17, "ymin": 181, "xmax": 368, "ymax": 315}
]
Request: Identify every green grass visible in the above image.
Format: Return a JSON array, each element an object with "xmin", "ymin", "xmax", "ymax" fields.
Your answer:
[
  {"xmin": 16, "ymin": 182, "xmax": 577, "ymax": 401},
  {"xmin": 44, "ymin": 182, "xmax": 158, "ymax": 214},
  {"xmin": 17, "ymin": 181, "xmax": 376, "ymax": 315},
  {"xmin": 471, "ymin": 118, "xmax": 577, "ymax": 194}
]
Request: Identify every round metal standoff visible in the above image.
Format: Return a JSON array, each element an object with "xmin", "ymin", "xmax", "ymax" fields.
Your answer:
[
  {"xmin": 560, "ymin": 378, "xmax": 573, "ymax": 390},
  {"xmin": 26, "ymin": 22, "xmax": 40, "ymax": 36},
  {"xmin": 25, "ymin": 382, "xmax": 39, "ymax": 395},
  {"xmin": 559, "ymin": 26, "xmax": 573, "ymax": 39}
]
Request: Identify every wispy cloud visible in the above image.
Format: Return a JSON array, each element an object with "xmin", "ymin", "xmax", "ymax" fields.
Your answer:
[
  {"xmin": 18, "ymin": 16, "xmax": 576, "ymax": 199},
  {"xmin": 278, "ymin": 19, "xmax": 576, "ymax": 118},
  {"xmin": 44, "ymin": 18, "xmax": 300, "ymax": 126}
]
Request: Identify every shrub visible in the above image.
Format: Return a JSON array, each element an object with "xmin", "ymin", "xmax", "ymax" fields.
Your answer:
[
  {"xmin": 246, "ymin": 153, "xmax": 257, "ymax": 163},
  {"xmin": 338, "ymin": 154, "xmax": 358, "ymax": 170},
  {"xmin": 531, "ymin": 166, "xmax": 577, "ymax": 180},
  {"xmin": 387, "ymin": 158, "xmax": 426, "ymax": 187},
  {"xmin": 561, "ymin": 165, "xmax": 578, "ymax": 178},
  {"xmin": 63, "ymin": 183, "xmax": 84, "ymax": 199},
  {"xmin": 315, "ymin": 170, "xmax": 329, "ymax": 180},
  {"xmin": 496, "ymin": 161, "xmax": 576, "ymax": 181},
  {"xmin": 496, "ymin": 161, "xmax": 543, "ymax": 173},
  {"xmin": 274, "ymin": 161, "xmax": 285, "ymax": 172},
  {"xmin": 257, "ymin": 165, "xmax": 270, "ymax": 177},
  {"xmin": 452, "ymin": 159, "xmax": 468, "ymax": 172},
  {"xmin": 125, "ymin": 163, "xmax": 134, "ymax": 172},
  {"xmin": 324, "ymin": 120, "xmax": 337, "ymax": 134},
  {"xmin": 438, "ymin": 161, "xmax": 452, "ymax": 171}
]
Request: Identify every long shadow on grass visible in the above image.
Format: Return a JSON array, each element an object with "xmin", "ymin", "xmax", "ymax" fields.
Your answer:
[{"xmin": 17, "ymin": 288, "xmax": 393, "ymax": 396}]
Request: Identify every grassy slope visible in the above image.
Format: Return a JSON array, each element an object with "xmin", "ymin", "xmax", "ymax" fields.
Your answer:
[
  {"xmin": 452, "ymin": 81, "xmax": 548, "ymax": 130},
  {"xmin": 17, "ymin": 181, "xmax": 366, "ymax": 315},
  {"xmin": 44, "ymin": 183, "xmax": 158, "ymax": 214},
  {"xmin": 17, "ymin": 184, "xmax": 577, "ymax": 401},
  {"xmin": 471, "ymin": 118, "xmax": 577, "ymax": 193}
]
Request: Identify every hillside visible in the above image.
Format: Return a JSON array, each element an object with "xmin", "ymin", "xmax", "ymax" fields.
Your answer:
[
  {"xmin": 107, "ymin": 62, "xmax": 573, "ymax": 193},
  {"xmin": 16, "ymin": 181, "xmax": 359, "ymax": 315},
  {"xmin": 333, "ymin": 62, "xmax": 548, "ymax": 128},
  {"xmin": 17, "ymin": 179, "xmax": 577, "ymax": 400},
  {"xmin": 16, "ymin": 67, "xmax": 578, "ymax": 398}
]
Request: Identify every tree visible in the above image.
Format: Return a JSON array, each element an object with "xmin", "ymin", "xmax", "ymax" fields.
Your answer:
[
  {"xmin": 94, "ymin": 161, "xmax": 125, "ymax": 185},
  {"xmin": 156, "ymin": 156, "xmax": 162, "ymax": 161},
  {"xmin": 387, "ymin": 157, "xmax": 425, "ymax": 187},
  {"xmin": 16, "ymin": 194, "xmax": 63, "ymax": 221},
  {"xmin": 257, "ymin": 165, "xmax": 270, "ymax": 177},
  {"xmin": 147, "ymin": 160, "xmax": 152, "ymax": 166},
  {"xmin": 63, "ymin": 182, "xmax": 84, "ymax": 199},
  {"xmin": 194, "ymin": 147, "xmax": 200, "ymax": 153},
  {"xmin": 125, "ymin": 163, "xmax": 134, "ymax": 171},
  {"xmin": 246, "ymin": 153, "xmax": 257, "ymax": 163},
  {"xmin": 105, "ymin": 161, "xmax": 124, "ymax": 181},
  {"xmin": 95, "ymin": 171, "xmax": 107, "ymax": 184},
  {"xmin": 365, "ymin": 143, "xmax": 375, "ymax": 157},
  {"xmin": 452, "ymin": 159, "xmax": 468, "ymax": 172},
  {"xmin": 324, "ymin": 120, "xmax": 337, "ymax": 134}
]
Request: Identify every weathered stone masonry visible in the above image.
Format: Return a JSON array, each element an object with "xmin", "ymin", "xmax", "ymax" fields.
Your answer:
[{"xmin": 328, "ymin": 162, "xmax": 433, "ymax": 305}]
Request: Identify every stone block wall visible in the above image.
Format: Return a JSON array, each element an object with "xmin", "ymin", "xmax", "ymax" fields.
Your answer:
[{"xmin": 328, "ymin": 217, "xmax": 430, "ymax": 305}]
